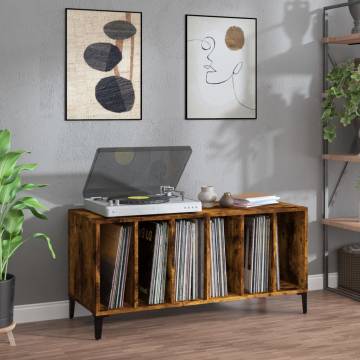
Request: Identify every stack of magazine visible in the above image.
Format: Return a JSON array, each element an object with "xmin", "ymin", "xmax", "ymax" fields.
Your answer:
[
  {"xmin": 210, "ymin": 218, "xmax": 228, "ymax": 298},
  {"xmin": 139, "ymin": 222, "xmax": 168, "ymax": 305},
  {"xmin": 100, "ymin": 224, "xmax": 132, "ymax": 309},
  {"xmin": 175, "ymin": 220, "xmax": 204, "ymax": 301},
  {"xmin": 232, "ymin": 193, "xmax": 280, "ymax": 208},
  {"xmin": 244, "ymin": 215, "xmax": 278, "ymax": 293}
]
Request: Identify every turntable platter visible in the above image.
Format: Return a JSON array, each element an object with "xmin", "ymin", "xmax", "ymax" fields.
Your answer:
[{"xmin": 109, "ymin": 194, "xmax": 170, "ymax": 205}]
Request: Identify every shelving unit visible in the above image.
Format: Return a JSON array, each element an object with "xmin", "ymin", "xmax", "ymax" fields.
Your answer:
[
  {"xmin": 322, "ymin": 1, "xmax": 360, "ymax": 301},
  {"xmin": 68, "ymin": 203, "xmax": 308, "ymax": 340}
]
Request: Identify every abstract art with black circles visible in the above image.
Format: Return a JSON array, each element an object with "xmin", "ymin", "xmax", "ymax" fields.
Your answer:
[
  {"xmin": 96, "ymin": 76, "xmax": 135, "ymax": 113},
  {"xmin": 84, "ymin": 43, "xmax": 122, "ymax": 72},
  {"xmin": 103, "ymin": 20, "xmax": 137, "ymax": 39},
  {"xmin": 84, "ymin": 19, "xmax": 136, "ymax": 113},
  {"xmin": 66, "ymin": 9, "xmax": 142, "ymax": 120}
]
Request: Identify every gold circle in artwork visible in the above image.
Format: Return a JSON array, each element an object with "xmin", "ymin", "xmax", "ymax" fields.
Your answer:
[
  {"xmin": 114, "ymin": 151, "xmax": 135, "ymax": 165},
  {"xmin": 225, "ymin": 26, "xmax": 245, "ymax": 50}
]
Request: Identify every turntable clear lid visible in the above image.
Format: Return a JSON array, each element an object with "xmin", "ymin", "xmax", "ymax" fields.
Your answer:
[{"xmin": 83, "ymin": 146, "xmax": 192, "ymax": 198}]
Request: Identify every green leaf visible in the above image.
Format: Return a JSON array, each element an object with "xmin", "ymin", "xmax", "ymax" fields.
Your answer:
[
  {"xmin": 3, "ymin": 209, "xmax": 24, "ymax": 235},
  {"xmin": 0, "ymin": 130, "xmax": 10, "ymax": 157},
  {"xmin": 1, "ymin": 163, "xmax": 38, "ymax": 186},
  {"xmin": 1, "ymin": 235, "xmax": 22, "ymax": 263},
  {"xmin": 321, "ymin": 107, "xmax": 332, "ymax": 121},
  {"xmin": 33, "ymin": 233, "xmax": 56, "ymax": 259},
  {"xmin": 28, "ymin": 207, "xmax": 47, "ymax": 220},
  {"xmin": 15, "ymin": 163, "xmax": 37, "ymax": 173},
  {"xmin": 19, "ymin": 183, "xmax": 47, "ymax": 192},
  {"xmin": 11, "ymin": 196, "xmax": 48, "ymax": 219},
  {"xmin": 2, "ymin": 172, "xmax": 19, "ymax": 186},
  {"xmin": 13, "ymin": 196, "xmax": 47, "ymax": 211},
  {"xmin": 0, "ymin": 176, "xmax": 20, "ymax": 204},
  {"xmin": 0, "ymin": 151, "xmax": 27, "ymax": 182},
  {"xmin": 323, "ymin": 124, "xmax": 336, "ymax": 142}
]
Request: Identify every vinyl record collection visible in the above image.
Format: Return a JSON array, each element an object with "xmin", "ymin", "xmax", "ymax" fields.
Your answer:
[
  {"xmin": 100, "ymin": 224, "xmax": 132, "ymax": 309},
  {"xmin": 139, "ymin": 222, "xmax": 168, "ymax": 305},
  {"xmin": 175, "ymin": 220, "xmax": 204, "ymax": 301},
  {"xmin": 244, "ymin": 215, "xmax": 279, "ymax": 293},
  {"xmin": 210, "ymin": 218, "xmax": 228, "ymax": 297}
]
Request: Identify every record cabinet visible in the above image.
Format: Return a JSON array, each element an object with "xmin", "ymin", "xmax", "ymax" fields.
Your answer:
[{"xmin": 68, "ymin": 203, "xmax": 308, "ymax": 340}]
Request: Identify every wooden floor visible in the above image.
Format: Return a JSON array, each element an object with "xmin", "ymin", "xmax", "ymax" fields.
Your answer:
[{"xmin": 0, "ymin": 291, "xmax": 359, "ymax": 359}]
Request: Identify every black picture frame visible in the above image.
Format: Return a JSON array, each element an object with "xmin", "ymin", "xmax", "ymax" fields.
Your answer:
[
  {"xmin": 65, "ymin": 8, "xmax": 143, "ymax": 121},
  {"xmin": 185, "ymin": 14, "xmax": 257, "ymax": 120}
]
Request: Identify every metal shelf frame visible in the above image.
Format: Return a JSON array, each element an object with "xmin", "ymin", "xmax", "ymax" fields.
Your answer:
[{"xmin": 322, "ymin": 0, "xmax": 360, "ymax": 301}]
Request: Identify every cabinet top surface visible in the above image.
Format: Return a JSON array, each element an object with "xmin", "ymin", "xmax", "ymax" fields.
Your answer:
[{"xmin": 69, "ymin": 202, "xmax": 307, "ymax": 223}]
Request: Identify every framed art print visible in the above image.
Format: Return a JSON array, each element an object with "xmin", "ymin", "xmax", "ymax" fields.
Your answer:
[
  {"xmin": 186, "ymin": 15, "xmax": 257, "ymax": 119},
  {"xmin": 66, "ymin": 9, "xmax": 142, "ymax": 120}
]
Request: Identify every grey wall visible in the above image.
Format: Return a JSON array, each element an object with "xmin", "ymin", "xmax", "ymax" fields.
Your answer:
[{"xmin": 0, "ymin": 0, "xmax": 338, "ymax": 305}]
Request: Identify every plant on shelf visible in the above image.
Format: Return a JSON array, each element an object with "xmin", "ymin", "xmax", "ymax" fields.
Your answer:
[
  {"xmin": 0, "ymin": 129, "xmax": 55, "ymax": 328},
  {"xmin": 322, "ymin": 60, "xmax": 360, "ymax": 142}
]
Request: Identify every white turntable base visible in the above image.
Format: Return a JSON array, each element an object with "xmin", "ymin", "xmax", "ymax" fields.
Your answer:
[{"xmin": 84, "ymin": 197, "xmax": 202, "ymax": 217}]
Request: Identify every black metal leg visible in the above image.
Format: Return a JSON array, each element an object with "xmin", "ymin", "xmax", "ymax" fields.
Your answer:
[
  {"xmin": 301, "ymin": 293, "xmax": 307, "ymax": 314},
  {"xmin": 94, "ymin": 316, "xmax": 104, "ymax": 340},
  {"xmin": 69, "ymin": 298, "xmax": 75, "ymax": 319}
]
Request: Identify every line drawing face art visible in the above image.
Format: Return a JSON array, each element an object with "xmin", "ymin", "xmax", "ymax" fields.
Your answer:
[{"xmin": 186, "ymin": 16, "xmax": 257, "ymax": 119}]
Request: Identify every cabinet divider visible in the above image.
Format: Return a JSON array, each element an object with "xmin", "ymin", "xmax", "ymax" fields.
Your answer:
[
  {"xmin": 204, "ymin": 216, "xmax": 211, "ymax": 300},
  {"xmin": 133, "ymin": 221, "xmax": 139, "ymax": 308},
  {"xmin": 238, "ymin": 216, "xmax": 245, "ymax": 295},
  {"xmin": 270, "ymin": 213, "xmax": 278, "ymax": 292},
  {"xmin": 95, "ymin": 223, "xmax": 101, "ymax": 314},
  {"xmin": 167, "ymin": 219, "xmax": 176, "ymax": 304}
]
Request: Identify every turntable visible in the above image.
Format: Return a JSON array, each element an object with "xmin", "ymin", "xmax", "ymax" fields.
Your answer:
[{"xmin": 83, "ymin": 146, "xmax": 202, "ymax": 217}]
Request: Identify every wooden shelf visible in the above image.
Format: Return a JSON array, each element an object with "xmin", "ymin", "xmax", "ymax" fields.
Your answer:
[
  {"xmin": 323, "ymin": 33, "xmax": 360, "ymax": 45},
  {"xmin": 72, "ymin": 202, "xmax": 307, "ymax": 225},
  {"xmin": 97, "ymin": 289, "xmax": 306, "ymax": 316},
  {"xmin": 323, "ymin": 154, "xmax": 360, "ymax": 163},
  {"xmin": 280, "ymin": 280, "xmax": 298, "ymax": 290},
  {"xmin": 322, "ymin": 218, "xmax": 360, "ymax": 232}
]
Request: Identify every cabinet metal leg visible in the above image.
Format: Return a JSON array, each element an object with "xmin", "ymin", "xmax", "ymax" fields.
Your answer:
[
  {"xmin": 301, "ymin": 293, "xmax": 307, "ymax": 314},
  {"xmin": 69, "ymin": 298, "xmax": 75, "ymax": 319},
  {"xmin": 94, "ymin": 316, "xmax": 104, "ymax": 340}
]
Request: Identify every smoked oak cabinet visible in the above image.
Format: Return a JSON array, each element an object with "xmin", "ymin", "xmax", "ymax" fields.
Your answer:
[{"xmin": 68, "ymin": 203, "xmax": 308, "ymax": 340}]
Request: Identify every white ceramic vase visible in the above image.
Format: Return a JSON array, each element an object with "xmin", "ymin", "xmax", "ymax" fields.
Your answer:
[{"xmin": 198, "ymin": 186, "xmax": 217, "ymax": 208}]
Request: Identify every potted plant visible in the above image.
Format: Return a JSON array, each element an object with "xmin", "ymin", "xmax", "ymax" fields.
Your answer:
[
  {"xmin": 0, "ymin": 129, "xmax": 55, "ymax": 328},
  {"xmin": 322, "ymin": 60, "xmax": 360, "ymax": 144}
]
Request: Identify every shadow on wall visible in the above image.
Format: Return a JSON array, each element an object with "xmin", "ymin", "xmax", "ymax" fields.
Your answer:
[
  {"xmin": 8, "ymin": 173, "xmax": 87, "ymax": 305},
  {"xmin": 207, "ymin": 1, "xmax": 322, "ymax": 273}
]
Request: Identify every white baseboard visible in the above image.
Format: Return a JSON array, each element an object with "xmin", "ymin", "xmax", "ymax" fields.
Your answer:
[
  {"xmin": 14, "ymin": 300, "xmax": 91, "ymax": 324},
  {"xmin": 13, "ymin": 273, "xmax": 337, "ymax": 324},
  {"xmin": 308, "ymin": 272, "xmax": 337, "ymax": 290}
]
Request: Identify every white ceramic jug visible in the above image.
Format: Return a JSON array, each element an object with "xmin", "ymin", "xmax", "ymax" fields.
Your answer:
[{"xmin": 198, "ymin": 186, "xmax": 218, "ymax": 208}]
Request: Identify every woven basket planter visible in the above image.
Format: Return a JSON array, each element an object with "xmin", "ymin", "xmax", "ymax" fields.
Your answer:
[{"xmin": 338, "ymin": 243, "xmax": 360, "ymax": 292}]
